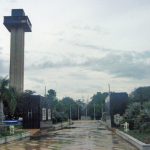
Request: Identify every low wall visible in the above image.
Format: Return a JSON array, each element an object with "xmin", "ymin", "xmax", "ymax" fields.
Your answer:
[
  {"xmin": 116, "ymin": 130, "xmax": 150, "ymax": 150},
  {"xmin": 53, "ymin": 122, "xmax": 70, "ymax": 130},
  {"xmin": 0, "ymin": 132, "xmax": 30, "ymax": 144}
]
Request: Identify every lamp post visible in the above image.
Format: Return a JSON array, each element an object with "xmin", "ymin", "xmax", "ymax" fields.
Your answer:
[
  {"xmin": 86, "ymin": 97, "xmax": 89, "ymax": 120},
  {"xmin": 94, "ymin": 103, "xmax": 96, "ymax": 120},
  {"xmin": 78, "ymin": 105, "xmax": 79, "ymax": 120},
  {"xmin": 0, "ymin": 100, "xmax": 4, "ymax": 124},
  {"xmin": 85, "ymin": 104, "xmax": 87, "ymax": 120},
  {"xmin": 69, "ymin": 105, "xmax": 72, "ymax": 124},
  {"xmin": 0, "ymin": 91, "xmax": 5, "ymax": 124},
  {"xmin": 101, "ymin": 103, "xmax": 103, "ymax": 120}
]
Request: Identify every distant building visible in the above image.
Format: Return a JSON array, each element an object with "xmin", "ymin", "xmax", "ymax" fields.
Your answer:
[
  {"xmin": 105, "ymin": 92, "xmax": 128, "ymax": 127},
  {"xmin": 23, "ymin": 95, "xmax": 52, "ymax": 129}
]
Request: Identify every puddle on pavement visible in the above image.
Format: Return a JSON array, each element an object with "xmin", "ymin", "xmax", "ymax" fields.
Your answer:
[{"xmin": 0, "ymin": 121, "xmax": 138, "ymax": 150}]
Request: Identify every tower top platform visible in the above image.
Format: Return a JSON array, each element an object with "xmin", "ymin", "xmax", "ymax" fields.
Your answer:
[{"xmin": 3, "ymin": 9, "xmax": 32, "ymax": 32}]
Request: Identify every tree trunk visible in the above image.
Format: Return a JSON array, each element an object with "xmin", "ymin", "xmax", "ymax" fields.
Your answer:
[{"xmin": 0, "ymin": 100, "xmax": 5, "ymax": 124}]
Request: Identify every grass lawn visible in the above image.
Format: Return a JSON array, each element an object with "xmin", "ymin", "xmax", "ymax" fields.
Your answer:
[
  {"xmin": 124, "ymin": 130, "xmax": 150, "ymax": 144},
  {"xmin": 0, "ymin": 130, "xmax": 24, "ymax": 138}
]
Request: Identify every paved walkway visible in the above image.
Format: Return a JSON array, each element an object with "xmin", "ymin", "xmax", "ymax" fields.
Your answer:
[{"xmin": 0, "ymin": 120, "xmax": 138, "ymax": 150}]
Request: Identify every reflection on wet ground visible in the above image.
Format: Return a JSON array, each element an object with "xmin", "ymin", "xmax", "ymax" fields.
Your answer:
[{"xmin": 0, "ymin": 120, "xmax": 138, "ymax": 150}]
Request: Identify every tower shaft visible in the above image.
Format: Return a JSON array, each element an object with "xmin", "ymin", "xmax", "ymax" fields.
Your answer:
[
  {"xmin": 10, "ymin": 28, "xmax": 24, "ymax": 92},
  {"xmin": 4, "ymin": 9, "xmax": 32, "ymax": 93}
]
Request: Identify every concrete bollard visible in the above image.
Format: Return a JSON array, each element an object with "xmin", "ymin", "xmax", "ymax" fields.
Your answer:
[{"xmin": 9, "ymin": 125, "xmax": 15, "ymax": 134}]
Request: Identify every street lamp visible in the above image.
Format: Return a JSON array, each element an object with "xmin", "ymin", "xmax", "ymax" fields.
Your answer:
[
  {"xmin": 78, "ymin": 105, "xmax": 79, "ymax": 120},
  {"xmin": 0, "ymin": 90, "xmax": 5, "ymax": 124},
  {"xmin": 86, "ymin": 104, "xmax": 87, "ymax": 120},
  {"xmin": 94, "ymin": 103, "xmax": 96, "ymax": 120},
  {"xmin": 69, "ymin": 105, "xmax": 72, "ymax": 124}
]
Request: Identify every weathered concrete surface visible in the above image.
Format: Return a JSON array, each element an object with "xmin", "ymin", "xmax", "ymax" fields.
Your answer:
[
  {"xmin": 9, "ymin": 28, "xmax": 24, "ymax": 92},
  {"xmin": 4, "ymin": 9, "xmax": 32, "ymax": 93},
  {"xmin": 29, "ymin": 122, "xmax": 69, "ymax": 139},
  {"xmin": 0, "ymin": 132, "xmax": 30, "ymax": 144},
  {"xmin": 116, "ymin": 129, "xmax": 150, "ymax": 150},
  {"xmin": 0, "ymin": 120, "xmax": 138, "ymax": 150}
]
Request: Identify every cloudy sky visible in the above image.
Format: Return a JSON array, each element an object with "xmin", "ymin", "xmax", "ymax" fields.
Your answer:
[{"xmin": 0, "ymin": 0, "xmax": 150, "ymax": 99}]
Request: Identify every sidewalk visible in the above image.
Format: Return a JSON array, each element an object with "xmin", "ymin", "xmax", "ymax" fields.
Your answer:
[{"xmin": 29, "ymin": 121, "xmax": 70, "ymax": 139}]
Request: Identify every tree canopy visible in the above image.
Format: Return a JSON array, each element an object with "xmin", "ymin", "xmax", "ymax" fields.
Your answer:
[
  {"xmin": 130, "ymin": 86, "xmax": 150, "ymax": 102},
  {"xmin": 124, "ymin": 86, "xmax": 150, "ymax": 131},
  {"xmin": 87, "ymin": 92, "xmax": 108, "ymax": 119},
  {"xmin": 0, "ymin": 77, "xmax": 18, "ymax": 120}
]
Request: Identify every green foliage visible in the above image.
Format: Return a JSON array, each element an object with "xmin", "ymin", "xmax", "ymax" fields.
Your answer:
[
  {"xmin": 0, "ymin": 77, "xmax": 18, "ymax": 120},
  {"xmin": 6, "ymin": 88, "xmax": 17, "ymax": 115},
  {"xmin": 124, "ymin": 102, "xmax": 141, "ymax": 119},
  {"xmin": 46, "ymin": 89, "xmax": 68, "ymax": 123},
  {"xmin": 52, "ymin": 111, "xmax": 68, "ymax": 124},
  {"xmin": 61, "ymin": 97, "xmax": 78, "ymax": 120},
  {"xmin": 47, "ymin": 89, "xmax": 56, "ymax": 97},
  {"xmin": 124, "ymin": 86, "xmax": 150, "ymax": 131},
  {"xmin": 143, "ymin": 101, "xmax": 150, "ymax": 118},
  {"xmin": 0, "ymin": 76, "xmax": 9, "ymax": 102},
  {"xmin": 47, "ymin": 89, "xmax": 57, "ymax": 110},
  {"xmin": 87, "ymin": 92, "xmax": 108, "ymax": 119},
  {"xmin": 127, "ymin": 130, "xmax": 150, "ymax": 144},
  {"xmin": 46, "ymin": 92, "xmax": 82, "ymax": 122},
  {"xmin": 23, "ymin": 90, "xmax": 35, "ymax": 95},
  {"xmin": 130, "ymin": 86, "xmax": 150, "ymax": 102},
  {"xmin": 14, "ymin": 89, "xmax": 36, "ymax": 119}
]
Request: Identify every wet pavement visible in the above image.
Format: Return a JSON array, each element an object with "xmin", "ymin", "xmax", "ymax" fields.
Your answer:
[{"xmin": 0, "ymin": 120, "xmax": 138, "ymax": 150}]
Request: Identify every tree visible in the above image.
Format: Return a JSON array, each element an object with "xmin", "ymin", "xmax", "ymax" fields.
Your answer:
[
  {"xmin": 130, "ymin": 86, "xmax": 150, "ymax": 103},
  {"xmin": 14, "ymin": 90, "xmax": 35, "ymax": 119},
  {"xmin": 23, "ymin": 90, "xmax": 35, "ymax": 95},
  {"xmin": 143, "ymin": 101, "xmax": 150, "ymax": 118},
  {"xmin": 88, "ymin": 92, "xmax": 108, "ymax": 120},
  {"xmin": 124, "ymin": 86, "xmax": 150, "ymax": 131},
  {"xmin": 4, "ymin": 87, "xmax": 18, "ymax": 119},
  {"xmin": 0, "ymin": 77, "xmax": 9, "ymax": 122},
  {"xmin": 61, "ymin": 97, "xmax": 78, "ymax": 120},
  {"xmin": 47, "ymin": 89, "xmax": 57, "ymax": 107},
  {"xmin": 76, "ymin": 99, "xmax": 85, "ymax": 119},
  {"xmin": 0, "ymin": 77, "xmax": 18, "ymax": 121},
  {"xmin": 46, "ymin": 89, "xmax": 58, "ymax": 121}
]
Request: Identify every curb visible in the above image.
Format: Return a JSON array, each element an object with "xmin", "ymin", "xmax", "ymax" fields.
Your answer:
[
  {"xmin": 0, "ymin": 132, "xmax": 30, "ymax": 144},
  {"xmin": 116, "ymin": 129, "xmax": 150, "ymax": 150},
  {"xmin": 53, "ymin": 122, "xmax": 70, "ymax": 130}
]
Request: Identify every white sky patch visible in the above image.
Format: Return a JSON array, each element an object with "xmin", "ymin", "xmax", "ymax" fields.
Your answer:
[{"xmin": 1, "ymin": 0, "xmax": 150, "ymax": 99}]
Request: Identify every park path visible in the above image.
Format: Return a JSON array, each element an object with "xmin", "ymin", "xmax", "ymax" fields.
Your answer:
[{"xmin": 0, "ymin": 120, "xmax": 138, "ymax": 150}]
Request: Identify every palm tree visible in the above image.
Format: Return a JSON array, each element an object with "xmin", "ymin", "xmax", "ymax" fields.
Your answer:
[
  {"xmin": 0, "ymin": 77, "xmax": 18, "ymax": 122},
  {"xmin": 6, "ymin": 87, "xmax": 18, "ymax": 118},
  {"xmin": 0, "ymin": 77, "xmax": 9, "ymax": 123}
]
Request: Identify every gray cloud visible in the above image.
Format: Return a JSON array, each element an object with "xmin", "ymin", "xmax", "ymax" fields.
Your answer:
[
  {"xmin": 27, "ymin": 55, "xmax": 84, "ymax": 70},
  {"xmin": 28, "ymin": 77, "xmax": 44, "ymax": 84},
  {"xmin": 74, "ymin": 87, "xmax": 92, "ymax": 93},
  {"xmin": 68, "ymin": 72, "xmax": 91, "ymax": 80},
  {"xmin": 74, "ymin": 42, "xmax": 111, "ymax": 52},
  {"xmin": 29, "ymin": 60, "xmax": 75, "ymax": 70},
  {"xmin": 72, "ymin": 25, "xmax": 104, "ymax": 33},
  {"xmin": 83, "ymin": 51, "xmax": 150, "ymax": 79},
  {"xmin": 27, "ymin": 50, "xmax": 150, "ymax": 80}
]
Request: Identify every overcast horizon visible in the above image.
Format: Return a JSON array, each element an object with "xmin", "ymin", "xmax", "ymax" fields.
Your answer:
[{"xmin": 1, "ymin": 0, "xmax": 150, "ymax": 99}]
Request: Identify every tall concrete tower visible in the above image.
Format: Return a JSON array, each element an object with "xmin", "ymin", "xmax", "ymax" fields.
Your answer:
[{"xmin": 4, "ymin": 9, "xmax": 32, "ymax": 93}]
